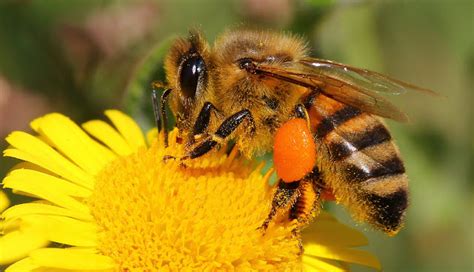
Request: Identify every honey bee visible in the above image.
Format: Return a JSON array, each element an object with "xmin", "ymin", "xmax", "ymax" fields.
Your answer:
[{"xmin": 153, "ymin": 29, "xmax": 434, "ymax": 236}]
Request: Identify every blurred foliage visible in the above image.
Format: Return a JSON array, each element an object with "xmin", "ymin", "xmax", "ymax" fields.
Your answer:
[{"xmin": 0, "ymin": 0, "xmax": 472, "ymax": 271}]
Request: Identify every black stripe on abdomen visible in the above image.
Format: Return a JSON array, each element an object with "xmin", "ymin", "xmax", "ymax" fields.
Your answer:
[
  {"xmin": 366, "ymin": 189, "xmax": 408, "ymax": 232},
  {"xmin": 328, "ymin": 125, "xmax": 392, "ymax": 161},
  {"xmin": 315, "ymin": 106, "xmax": 362, "ymax": 138},
  {"xmin": 345, "ymin": 157, "xmax": 405, "ymax": 183}
]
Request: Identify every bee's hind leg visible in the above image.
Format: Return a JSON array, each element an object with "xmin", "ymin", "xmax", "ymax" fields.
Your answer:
[{"xmin": 260, "ymin": 180, "xmax": 300, "ymax": 231}]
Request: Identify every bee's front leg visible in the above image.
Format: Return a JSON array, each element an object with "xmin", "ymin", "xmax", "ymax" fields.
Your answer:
[
  {"xmin": 161, "ymin": 101, "xmax": 220, "ymax": 163},
  {"xmin": 191, "ymin": 102, "xmax": 220, "ymax": 142},
  {"xmin": 152, "ymin": 88, "xmax": 172, "ymax": 147}
]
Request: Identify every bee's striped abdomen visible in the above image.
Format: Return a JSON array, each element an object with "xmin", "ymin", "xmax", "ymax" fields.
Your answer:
[
  {"xmin": 308, "ymin": 94, "xmax": 408, "ymax": 234},
  {"xmin": 327, "ymin": 124, "xmax": 392, "ymax": 161}
]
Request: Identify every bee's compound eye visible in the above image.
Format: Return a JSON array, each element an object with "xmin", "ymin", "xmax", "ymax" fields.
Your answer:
[{"xmin": 179, "ymin": 55, "xmax": 205, "ymax": 98}]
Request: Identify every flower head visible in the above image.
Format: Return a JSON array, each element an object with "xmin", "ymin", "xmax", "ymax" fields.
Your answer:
[{"xmin": 0, "ymin": 110, "xmax": 380, "ymax": 271}]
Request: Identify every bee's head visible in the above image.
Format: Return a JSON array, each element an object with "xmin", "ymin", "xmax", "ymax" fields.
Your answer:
[{"xmin": 164, "ymin": 30, "xmax": 210, "ymax": 132}]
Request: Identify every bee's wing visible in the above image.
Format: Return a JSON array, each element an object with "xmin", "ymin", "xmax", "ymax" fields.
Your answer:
[
  {"xmin": 300, "ymin": 58, "xmax": 436, "ymax": 96},
  {"xmin": 255, "ymin": 58, "xmax": 435, "ymax": 122}
]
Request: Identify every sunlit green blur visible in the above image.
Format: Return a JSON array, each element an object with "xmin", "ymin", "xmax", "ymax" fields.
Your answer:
[{"xmin": 0, "ymin": 1, "xmax": 472, "ymax": 271}]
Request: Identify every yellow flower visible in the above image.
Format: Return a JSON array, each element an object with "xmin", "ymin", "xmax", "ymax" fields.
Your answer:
[
  {"xmin": 0, "ymin": 110, "xmax": 381, "ymax": 271},
  {"xmin": 0, "ymin": 190, "xmax": 9, "ymax": 213}
]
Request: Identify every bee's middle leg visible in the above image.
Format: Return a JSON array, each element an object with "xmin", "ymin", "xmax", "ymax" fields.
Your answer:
[{"xmin": 183, "ymin": 109, "xmax": 256, "ymax": 160}]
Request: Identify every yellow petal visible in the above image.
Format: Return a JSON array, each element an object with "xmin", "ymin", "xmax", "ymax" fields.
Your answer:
[
  {"xmin": 30, "ymin": 114, "xmax": 115, "ymax": 175},
  {"xmin": 58, "ymin": 247, "xmax": 98, "ymax": 254},
  {"xmin": 9, "ymin": 162, "xmax": 55, "ymax": 175},
  {"xmin": 0, "ymin": 228, "xmax": 49, "ymax": 265},
  {"xmin": 82, "ymin": 120, "xmax": 133, "ymax": 156},
  {"xmin": 5, "ymin": 257, "xmax": 40, "ymax": 272},
  {"xmin": 4, "ymin": 132, "xmax": 93, "ymax": 189},
  {"xmin": 304, "ymin": 243, "xmax": 381, "ymax": 270},
  {"xmin": 105, "ymin": 110, "xmax": 145, "ymax": 150},
  {"xmin": 5, "ymin": 169, "xmax": 92, "ymax": 198},
  {"xmin": 0, "ymin": 190, "xmax": 9, "ymax": 212},
  {"xmin": 317, "ymin": 211, "xmax": 337, "ymax": 220},
  {"xmin": 3, "ymin": 203, "xmax": 93, "ymax": 222},
  {"xmin": 29, "ymin": 248, "xmax": 115, "ymax": 270},
  {"xmin": 146, "ymin": 128, "xmax": 159, "ymax": 146},
  {"xmin": 22, "ymin": 215, "xmax": 97, "ymax": 247},
  {"xmin": 302, "ymin": 218, "xmax": 368, "ymax": 247},
  {"xmin": 5, "ymin": 257, "xmax": 113, "ymax": 272},
  {"xmin": 303, "ymin": 255, "xmax": 348, "ymax": 272},
  {"xmin": 3, "ymin": 172, "xmax": 90, "ymax": 214}
]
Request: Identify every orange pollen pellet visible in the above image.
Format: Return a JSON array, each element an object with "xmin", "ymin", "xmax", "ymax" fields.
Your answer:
[{"xmin": 273, "ymin": 118, "xmax": 317, "ymax": 183}]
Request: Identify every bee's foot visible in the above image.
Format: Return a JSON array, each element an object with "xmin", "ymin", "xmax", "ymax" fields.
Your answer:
[
  {"xmin": 163, "ymin": 155, "xmax": 177, "ymax": 162},
  {"xmin": 162, "ymin": 155, "xmax": 191, "ymax": 169},
  {"xmin": 180, "ymin": 155, "xmax": 191, "ymax": 162},
  {"xmin": 257, "ymin": 221, "xmax": 270, "ymax": 233}
]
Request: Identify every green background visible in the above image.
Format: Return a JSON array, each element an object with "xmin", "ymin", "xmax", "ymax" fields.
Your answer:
[{"xmin": 0, "ymin": 0, "xmax": 472, "ymax": 271}]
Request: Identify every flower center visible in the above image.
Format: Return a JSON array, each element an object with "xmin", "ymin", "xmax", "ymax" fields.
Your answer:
[{"xmin": 88, "ymin": 133, "xmax": 302, "ymax": 271}]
